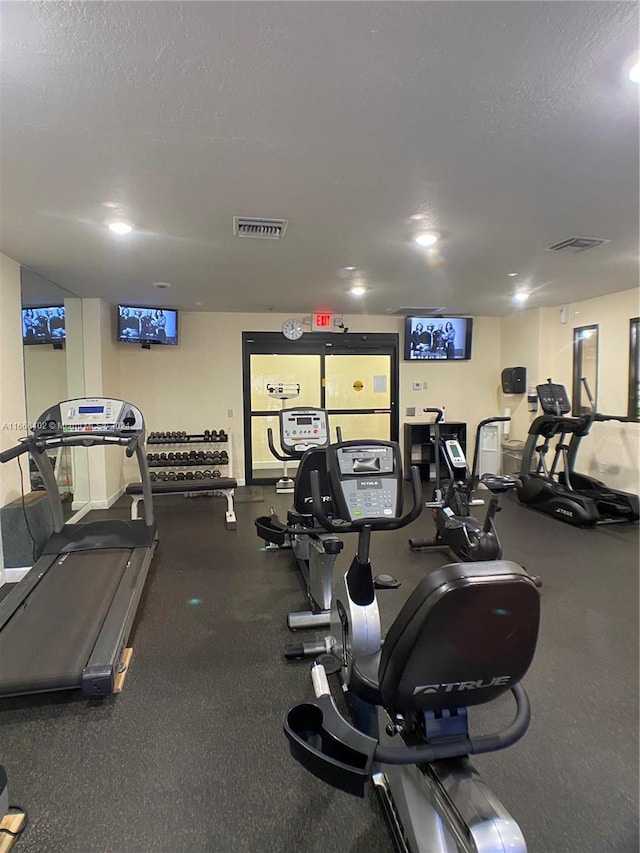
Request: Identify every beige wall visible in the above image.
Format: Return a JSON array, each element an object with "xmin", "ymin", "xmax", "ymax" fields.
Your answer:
[
  {"xmin": 115, "ymin": 311, "xmax": 504, "ymax": 480},
  {"xmin": 82, "ymin": 299, "xmax": 125, "ymax": 505},
  {"xmin": 0, "ymin": 254, "xmax": 28, "ymax": 573},
  {"xmin": 23, "ymin": 346, "xmax": 68, "ymax": 424},
  {"xmin": 500, "ymin": 290, "xmax": 640, "ymax": 493},
  {"xmin": 548, "ymin": 290, "xmax": 639, "ymax": 493},
  {"xmin": 2, "ymin": 280, "xmax": 637, "ymax": 508}
]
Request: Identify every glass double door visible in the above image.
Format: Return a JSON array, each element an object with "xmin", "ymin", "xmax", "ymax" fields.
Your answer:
[{"xmin": 243, "ymin": 334, "xmax": 398, "ymax": 484}]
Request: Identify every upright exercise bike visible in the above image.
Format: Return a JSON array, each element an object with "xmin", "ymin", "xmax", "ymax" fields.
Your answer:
[
  {"xmin": 409, "ymin": 409, "xmax": 517, "ymax": 560},
  {"xmin": 284, "ymin": 439, "xmax": 541, "ymax": 853}
]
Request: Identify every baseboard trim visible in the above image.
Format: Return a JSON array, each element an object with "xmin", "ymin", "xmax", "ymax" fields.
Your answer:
[
  {"xmin": 88, "ymin": 485, "xmax": 126, "ymax": 511},
  {"xmin": 4, "ymin": 566, "xmax": 30, "ymax": 583}
]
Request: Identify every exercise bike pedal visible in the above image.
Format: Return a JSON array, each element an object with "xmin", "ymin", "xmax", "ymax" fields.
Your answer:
[
  {"xmin": 317, "ymin": 653, "xmax": 342, "ymax": 675},
  {"xmin": 374, "ymin": 574, "xmax": 401, "ymax": 589}
]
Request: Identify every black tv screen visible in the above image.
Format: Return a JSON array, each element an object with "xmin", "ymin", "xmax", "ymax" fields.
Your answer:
[
  {"xmin": 117, "ymin": 306, "xmax": 178, "ymax": 345},
  {"xmin": 23, "ymin": 306, "xmax": 66, "ymax": 345},
  {"xmin": 404, "ymin": 317, "xmax": 473, "ymax": 361}
]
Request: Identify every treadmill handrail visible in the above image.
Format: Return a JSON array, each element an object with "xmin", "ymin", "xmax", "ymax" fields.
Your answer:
[{"xmin": 0, "ymin": 438, "xmax": 32, "ymax": 464}]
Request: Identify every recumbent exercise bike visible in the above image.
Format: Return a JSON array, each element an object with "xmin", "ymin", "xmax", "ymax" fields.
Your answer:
[{"xmin": 284, "ymin": 439, "xmax": 541, "ymax": 853}]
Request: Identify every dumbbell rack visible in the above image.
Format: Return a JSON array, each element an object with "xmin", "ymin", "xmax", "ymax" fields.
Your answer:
[{"xmin": 146, "ymin": 431, "xmax": 232, "ymax": 485}]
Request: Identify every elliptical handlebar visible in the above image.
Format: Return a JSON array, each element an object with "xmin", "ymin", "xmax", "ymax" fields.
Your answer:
[
  {"xmin": 592, "ymin": 413, "xmax": 631, "ymax": 423},
  {"xmin": 309, "ymin": 465, "xmax": 423, "ymax": 533},
  {"xmin": 580, "ymin": 377, "xmax": 629, "ymax": 424}
]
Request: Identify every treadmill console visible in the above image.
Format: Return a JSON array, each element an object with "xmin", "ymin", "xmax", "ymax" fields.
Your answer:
[
  {"xmin": 33, "ymin": 398, "xmax": 145, "ymax": 437},
  {"xmin": 280, "ymin": 408, "xmax": 330, "ymax": 454},
  {"xmin": 328, "ymin": 442, "xmax": 402, "ymax": 521},
  {"xmin": 537, "ymin": 383, "xmax": 571, "ymax": 416}
]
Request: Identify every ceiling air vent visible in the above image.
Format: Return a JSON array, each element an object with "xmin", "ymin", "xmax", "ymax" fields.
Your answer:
[
  {"xmin": 546, "ymin": 236, "xmax": 610, "ymax": 253},
  {"xmin": 234, "ymin": 217, "xmax": 288, "ymax": 239},
  {"xmin": 386, "ymin": 306, "xmax": 446, "ymax": 316}
]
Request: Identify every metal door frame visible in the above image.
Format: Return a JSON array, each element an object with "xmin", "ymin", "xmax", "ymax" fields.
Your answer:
[{"xmin": 242, "ymin": 332, "xmax": 399, "ymax": 485}]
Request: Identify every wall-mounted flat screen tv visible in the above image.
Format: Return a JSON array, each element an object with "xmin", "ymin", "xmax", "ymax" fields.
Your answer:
[
  {"xmin": 117, "ymin": 306, "xmax": 178, "ymax": 345},
  {"xmin": 404, "ymin": 317, "xmax": 473, "ymax": 361},
  {"xmin": 22, "ymin": 306, "xmax": 66, "ymax": 345}
]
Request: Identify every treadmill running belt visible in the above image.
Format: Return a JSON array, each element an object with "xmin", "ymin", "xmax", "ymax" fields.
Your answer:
[{"xmin": 0, "ymin": 549, "xmax": 131, "ymax": 696}]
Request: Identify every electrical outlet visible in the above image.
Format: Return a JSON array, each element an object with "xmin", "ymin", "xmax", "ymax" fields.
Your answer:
[
  {"xmin": 406, "ymin": 407, "xmax": 416, "ymax": 417},
  {"xmin": 412, "ymin": 381, "xmax": 421, "ymax": 391},
  {"xmin": 227, "ymin": 409, "xmax": 233, "ymax": 418},
  {"xmin": 423, "ymin": 381, "xmax": 429, "ymax": 390}
]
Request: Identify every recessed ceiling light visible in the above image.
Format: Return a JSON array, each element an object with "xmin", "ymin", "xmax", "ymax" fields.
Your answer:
[
  {"xmin": 410, "ymin": 213, "xmax": 427, "ymax": 222},
  {"xmin": 629, "ymin": 62, "xmax": 640, "ymax": 84},
  {"xmin": 513, "ymin": 292, "xmax": 529, "ymax": 304},
  {"xmin": 507, "ymin": 272, "xmax": 518, "ymax": 277},
  {"xmin": 350, "ymin": 284, "xmax": 366, "ymax": 296},
  {"xmin": 152, "ymin": 281, "xmax": 172, "ymax": 289},
  {"xmin": 102, "ymin": 201, "xmax": 119, "ymax": 209},
  {"xmin": 194, "ymin": 301, "xmax": 203, "ymax": 307},
  {"xmin": 108, "ymin": 221, "xmax": 133, "ymax": 235},
  {"xmin": 338, "ymin": 266, "xmax": 358, "ymax": 278},
  {"xmin": 415, "ymin": 232, "xmax": 439, "ymax": 247}
]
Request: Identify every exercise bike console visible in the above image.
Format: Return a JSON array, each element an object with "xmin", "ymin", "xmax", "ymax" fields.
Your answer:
[{"xmin": 329, "ymin": 442, "xmax": 402, "ymax": 521}]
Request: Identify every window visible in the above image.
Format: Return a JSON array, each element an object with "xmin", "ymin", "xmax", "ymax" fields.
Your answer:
[
  {"xmin": 572, "ymin": 325, "xmax": 598, "ymax": 415},
  {"xmin": 629, "ymin": 318, "xmax": 640, "ymax": 422}
]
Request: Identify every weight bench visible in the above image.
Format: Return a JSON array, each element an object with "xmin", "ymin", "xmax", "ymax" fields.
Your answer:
[{"xmin": 125, "ymin": 478, "xmax": 237, "ymax": 529}]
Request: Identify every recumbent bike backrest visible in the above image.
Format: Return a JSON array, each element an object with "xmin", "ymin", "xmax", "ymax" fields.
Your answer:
[
  {"xmin": 293, "ymin": 448, "xmax": 337, "ymax": 518},
  {"xmin": 378, "ymin": 560, "xmax": 540, "ymax": 714}
]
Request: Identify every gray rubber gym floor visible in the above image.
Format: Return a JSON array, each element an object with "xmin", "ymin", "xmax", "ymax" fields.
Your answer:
[{"xmin": 0, "ymin": 487, "xmax": 638, "ymax": 852}]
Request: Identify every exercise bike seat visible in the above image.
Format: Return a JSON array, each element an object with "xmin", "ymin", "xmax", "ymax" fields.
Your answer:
[
  {"xmin": 480, "ymin": 474, "xmax": 519, "ymax": 493},
  {"xmin": 350, "ymin": 651, "xmax": 384, "ymax": 706},
  {"xmin": 350, "ymin": 560, "xmax": 540, "ymax": 715}
]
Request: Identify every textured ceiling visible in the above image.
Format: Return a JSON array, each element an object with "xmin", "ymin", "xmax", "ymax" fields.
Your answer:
[{"xmin": 1, "ymin": 1, "xmax": 638, "ymax": 316}]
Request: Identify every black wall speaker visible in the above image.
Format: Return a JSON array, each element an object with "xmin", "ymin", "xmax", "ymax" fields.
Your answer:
[{"xmin": 501, "ymin": 367, "xmax": 527, "ymax": 394}]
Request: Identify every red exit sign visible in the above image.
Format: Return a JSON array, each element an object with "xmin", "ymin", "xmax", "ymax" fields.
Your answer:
[{"xmin": 312, "ymin": 313, "xmax": 333, "ymax": 331}]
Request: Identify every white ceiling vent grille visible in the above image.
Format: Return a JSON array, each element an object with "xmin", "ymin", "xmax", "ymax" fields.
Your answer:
[
  {"xmin": 234, "ymin": 217, "xmax": 288, "ymax": 239},
  {"xmin": 386, "ymin": 306, "xmax": 446, "ymax": 316},
  {"xmin": 546, "ymin": 236, "xmax": 610, "ymax": 253}
]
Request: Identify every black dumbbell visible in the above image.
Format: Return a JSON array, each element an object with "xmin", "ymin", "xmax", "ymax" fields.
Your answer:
[
  {"xmin": 167, "ymin": 471, "xmax": 177, "ymax": 481},
  {"xmin": 195, "ymin": 470, "xmax": 204, "ymax": 479},
  {"xmin": 185, "ymin": 471, "xmax": 195, "ymax": 480},
  {"xmin": 177, "ymin": 471, "xmax": 186, "ymax": 481},
  {"xmin": 218, "ymin": 430, "xmax": 227, "ymax": 442},
  {"xmin": 157, "ymin": 471, "xmax": 168, "ymax": 481},
  {"xmin": 219, "ymin": 452, "xmax": 229, "ymax": 464},
  {"xmin": 150, "ymin": 471, "xmax": 157, "ymax": 482},
  {"xmin": 212, "ymin": 469, "xmax": 221, "ymax": 478}
]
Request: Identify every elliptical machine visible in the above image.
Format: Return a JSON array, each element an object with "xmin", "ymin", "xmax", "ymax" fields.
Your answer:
[
  {"xmin": 255, "ymin": 406, "xmax": 344, "ymax": 630},
  {"xmin": 284, "ymin": 439, "xmax": 541, "ymax": 853},
  {"xmin": 409, "ymin": 409, "xmax": 517, "ymax": 561},
  {"xmin": 517, "ymin": 378, "xmax": 639, "ymax": 526}
]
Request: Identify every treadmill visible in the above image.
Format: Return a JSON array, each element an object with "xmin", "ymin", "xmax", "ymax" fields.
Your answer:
[{"xmin": 0, "ymin": 397, "xmax": 157, "ymax": 698}]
